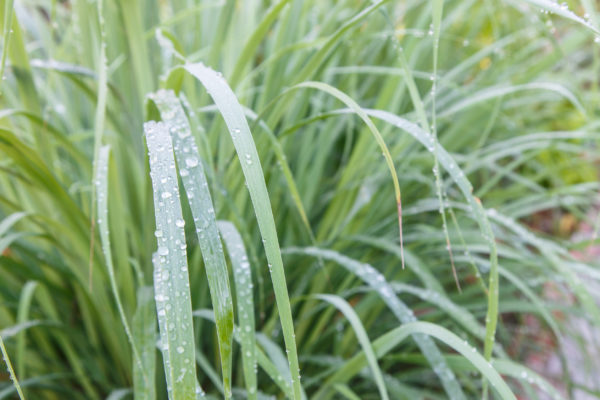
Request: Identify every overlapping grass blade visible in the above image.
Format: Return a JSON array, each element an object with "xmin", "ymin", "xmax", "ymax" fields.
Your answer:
[
  {"xmin": 96, "ymin": 145, "xmax": 149, "ymax": 387},
  {"xmin": 89, "ymin": 0, "xmax": 109, "ymax": 287},
  {"xmin": 145, "ymin": 121, "xmax": 199, "ymax": 400},
  {"xmin": 488, "ymin": 209, "xmax": 600, "ymax": 325},
  {"xmin": 390, "ymin": 283, "xmax": 485, "ymax": 339},
  {"xmin": 285, "ymin": 247, "xmax": 465, "ymax": 399},
  {"xmin": 322, "ymin": 321, "xmax": 516, "ymax": 400},
  {"xmin": 173, "ymin": 62, "xmax": 303, "ymax": 400},
  {"xmin": 15, "ymin": 280, "xmax": 37, "ymax": 382},
  {"xmin": 516, "ymin": 0, "xmax": 600, "ymax": 34},
  {"xmin": 314, "ymin": 294, "xmax": 389, "ymax": 400},
  {"xmin": 289, "ymin": 81, "xmax": 404, "ymax": 266},
  {"xmin": 2, "ymin": 1, "xmax": 600, "ymax": 398},
  {"xmin": 429, "ymin": 0, "xmax": 461, "ymax": 291},
  {"xmin": 217, "ymin": 221, "xmax": 257, "ymax": 399},
  {"xmin": 0, "ymin": 335, "xmax": 25, "ymax": 400},
  {"xmin": 351, "ymin": 236, "xmax": 444, "ymax": 294},
  {"xmin": 192, "ymin": 309, "xmax": 294, "ymax": 398},
  {"xmin": 0, "ymin": 0, "xmax": 14, "ymax": 93},
  {"xmin": 132, "ymin": 287, "xmax": 156, "ymax": 400},
  {"xmin": 229, "ymin": 0, "xmax": 291, "ymax": 88},
  {"xmin": 233, "ymin": 105, "xmax": 315, "ymax": 243},
  {"xmin": 332, "ymin": 384, "xmax": 361, "ymax": 400},
  {"xmin": 148, "ymin": 89, "xmax": 234, "ymax": 399},
  {"xmin": 439, "ymin": 83, "xmax": 586, "ymax": 118},
  {"xmin": 356, "ymin": 108, "xmax": 500, "ymax": 362}
]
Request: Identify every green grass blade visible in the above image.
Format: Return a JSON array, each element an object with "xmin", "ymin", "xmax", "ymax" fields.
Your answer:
[
  {"xmin": 145, "ymin": 121, "xmax": 199, "ymax": 400},
  {"xmin": 217, "ymin": 221, "xmax": 257, "ymax": 400},
  {"xmin": 439, "ymin": 82, "xmax": 586, "ymax": 118},
  {"xmin": 286, "ymin": 247, "xmax": 465, "ymax": 400},
  {"xmin": 176, "ymin": 62, "xmax": 302, "ymax": 400},
  {"xmin": 15, "ymin": 281, "xmax": 37, "ymax": 381},
  {"xmin": 132, "ymin": 286, "xmax": 157, "ymax": 400},
  {"xmin": 195, "ymin": 351, "xmax": 224, "ymax": 395},
  {"xmin": 359, "ymin": 108, "xmax": 500, "ymax": 362},
  {"xmin": 492, "ymin": 360, "xmax": 562, "ymax": 400},
  {"xmin": 314, "ymin": 294, "xmax": 389, "ymax": 400},
  {"xmin": 235, "ymin": 105, "xmax": 316, "ymax": 244},
  {"xmin": 0, "ymin": 212, "xmax": 27, "ymax": 236},
  {"xmin": 291, "ymin": 81, "xmax": 404, "ymax": 267},
  {"xmin": 192, "ymin": 309, "xmax": 294, "ymax": 398},
  {"xmin": 0, "ymin": 335, "xmax": 25, "ymax": 400},
  {"xmin": 149, "ymin": 89, "xmax": 234, "ymax": 399},
  {"xmin": 390, "ymin": 283, "xmax": 485, "ymax": 339},
  {"xmin": 430, "ymin": 0, "xmax": 461, "ymax": 291},
  {"xmin": 89, "ymin": 0, "xmax": 109, "ymax": 289},
  {"xmin": 325, "ymin": 321, "xmax": 516, "ymax": 400},
  {"xmin": 96, "ymin": 145, "xmax": 149, "ymax": 387},
  {"xmin": 229, "ymin": 0, "xmax": 291, "ymax": 88},
  {"xmin": 332, "ymin": 384, "xmax": 361, "ymax": 400},
  {"xmin": 518, "ymin": 0, "xmax": 599, "ymax": 34},
  {"xmin": 118, "ymin": 0, "xmax": 153, "ymax": 102},
  {"xmin": 0, "ymin": 0, "xmax": 14, "ymax": 94}
]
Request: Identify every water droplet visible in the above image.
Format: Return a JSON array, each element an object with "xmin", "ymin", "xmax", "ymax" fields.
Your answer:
[
  {"xmin": 161, "ymin": 191, "xmax": 172, "ymax": 199},
  {"xmin": 177, "ymin": 346, "xmax": 185, "ymax": 354},
  {"xmin": 185, "ymin": 157, "xmax": 198, "ymax": 168},
  {"xmin": 158, "ymin": 246, "xmax": 169, "ymax": 256},
  {"xmin": 175, "ymin": 219, "xmax": 185, "ymax": 228}
]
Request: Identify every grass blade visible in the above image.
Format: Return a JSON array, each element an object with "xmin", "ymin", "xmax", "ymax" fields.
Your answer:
[
  {"xmin": 149, "ymin": 90, "xmax": 234, "ymax": 399},
  {"xmin": 0, "ymin": 335, "xmax": 25, "ymax": 400},
  {"xmin": 176, "ymin": 62, "xmax": 303, "ymax": 400},
  {"xmin": 323, "ymin": 321, "xmax": 516, "ymax": 400},
  {"xmin": 145, "ymin": 121, "xmax": 199, "ymax": 400},
  {"xmin": 132, "ymin": 286, "xmax": 157, "ymax": 400},
  {"xmin": 290, "ymin": 81, "xmax": 404, "ymax": 267},
  {"xmin": 314, "ymin": 294, "xmax": 389, "ymax": 400},
  {"xmin": 0, "ymin": 0, "xmax": 14, "ymax": 94},
  {"xmin": 217, "ymin": 221, "xmax": 257, "ymax": 399},
  {"xmin": 15, "ymin": 280, "xmax": 37, "ymax": 381},
  {"xmin": 89, "ymin": 0, "xmax": 109, "ymax": 289},
  {"xmin": 357, "ymin": 108, "xmax": 500, "ymax": 363},
  {"xmin": 439, "ymin": 83, "xmax": 586, "ymax": 118},
  {"xmin": 229, "ymin": 0, "xmax": 291, "ymax": 88},
  {"xmin": 517, "ymin": 0, "xmax": 599, "ymax": 34},
  {"xmin": 96, "ymin": 145, "xmax": 149, "ymax": 387},
  {"xmin": 286, "ymin": 247, "xmax": 465, "ymax": 400},
  {"xmin": 192, "ymin": 309, "xmax": 294, "ymax": 398}
]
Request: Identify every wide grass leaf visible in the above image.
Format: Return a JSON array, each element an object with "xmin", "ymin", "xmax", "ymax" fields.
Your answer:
[{"xmin": 145, "ymin": 121, "xmax": 199, "ymax": 400}]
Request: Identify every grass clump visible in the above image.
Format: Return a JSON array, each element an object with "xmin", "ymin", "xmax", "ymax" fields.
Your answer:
[{"xmin": 1, "ymin": 0, "xmax": 600, "ymax": 399}]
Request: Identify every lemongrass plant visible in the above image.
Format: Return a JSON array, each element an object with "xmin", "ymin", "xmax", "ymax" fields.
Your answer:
[{"xmin": 0, "ymin": 0, "xmax": 599, "ymax": 399}]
